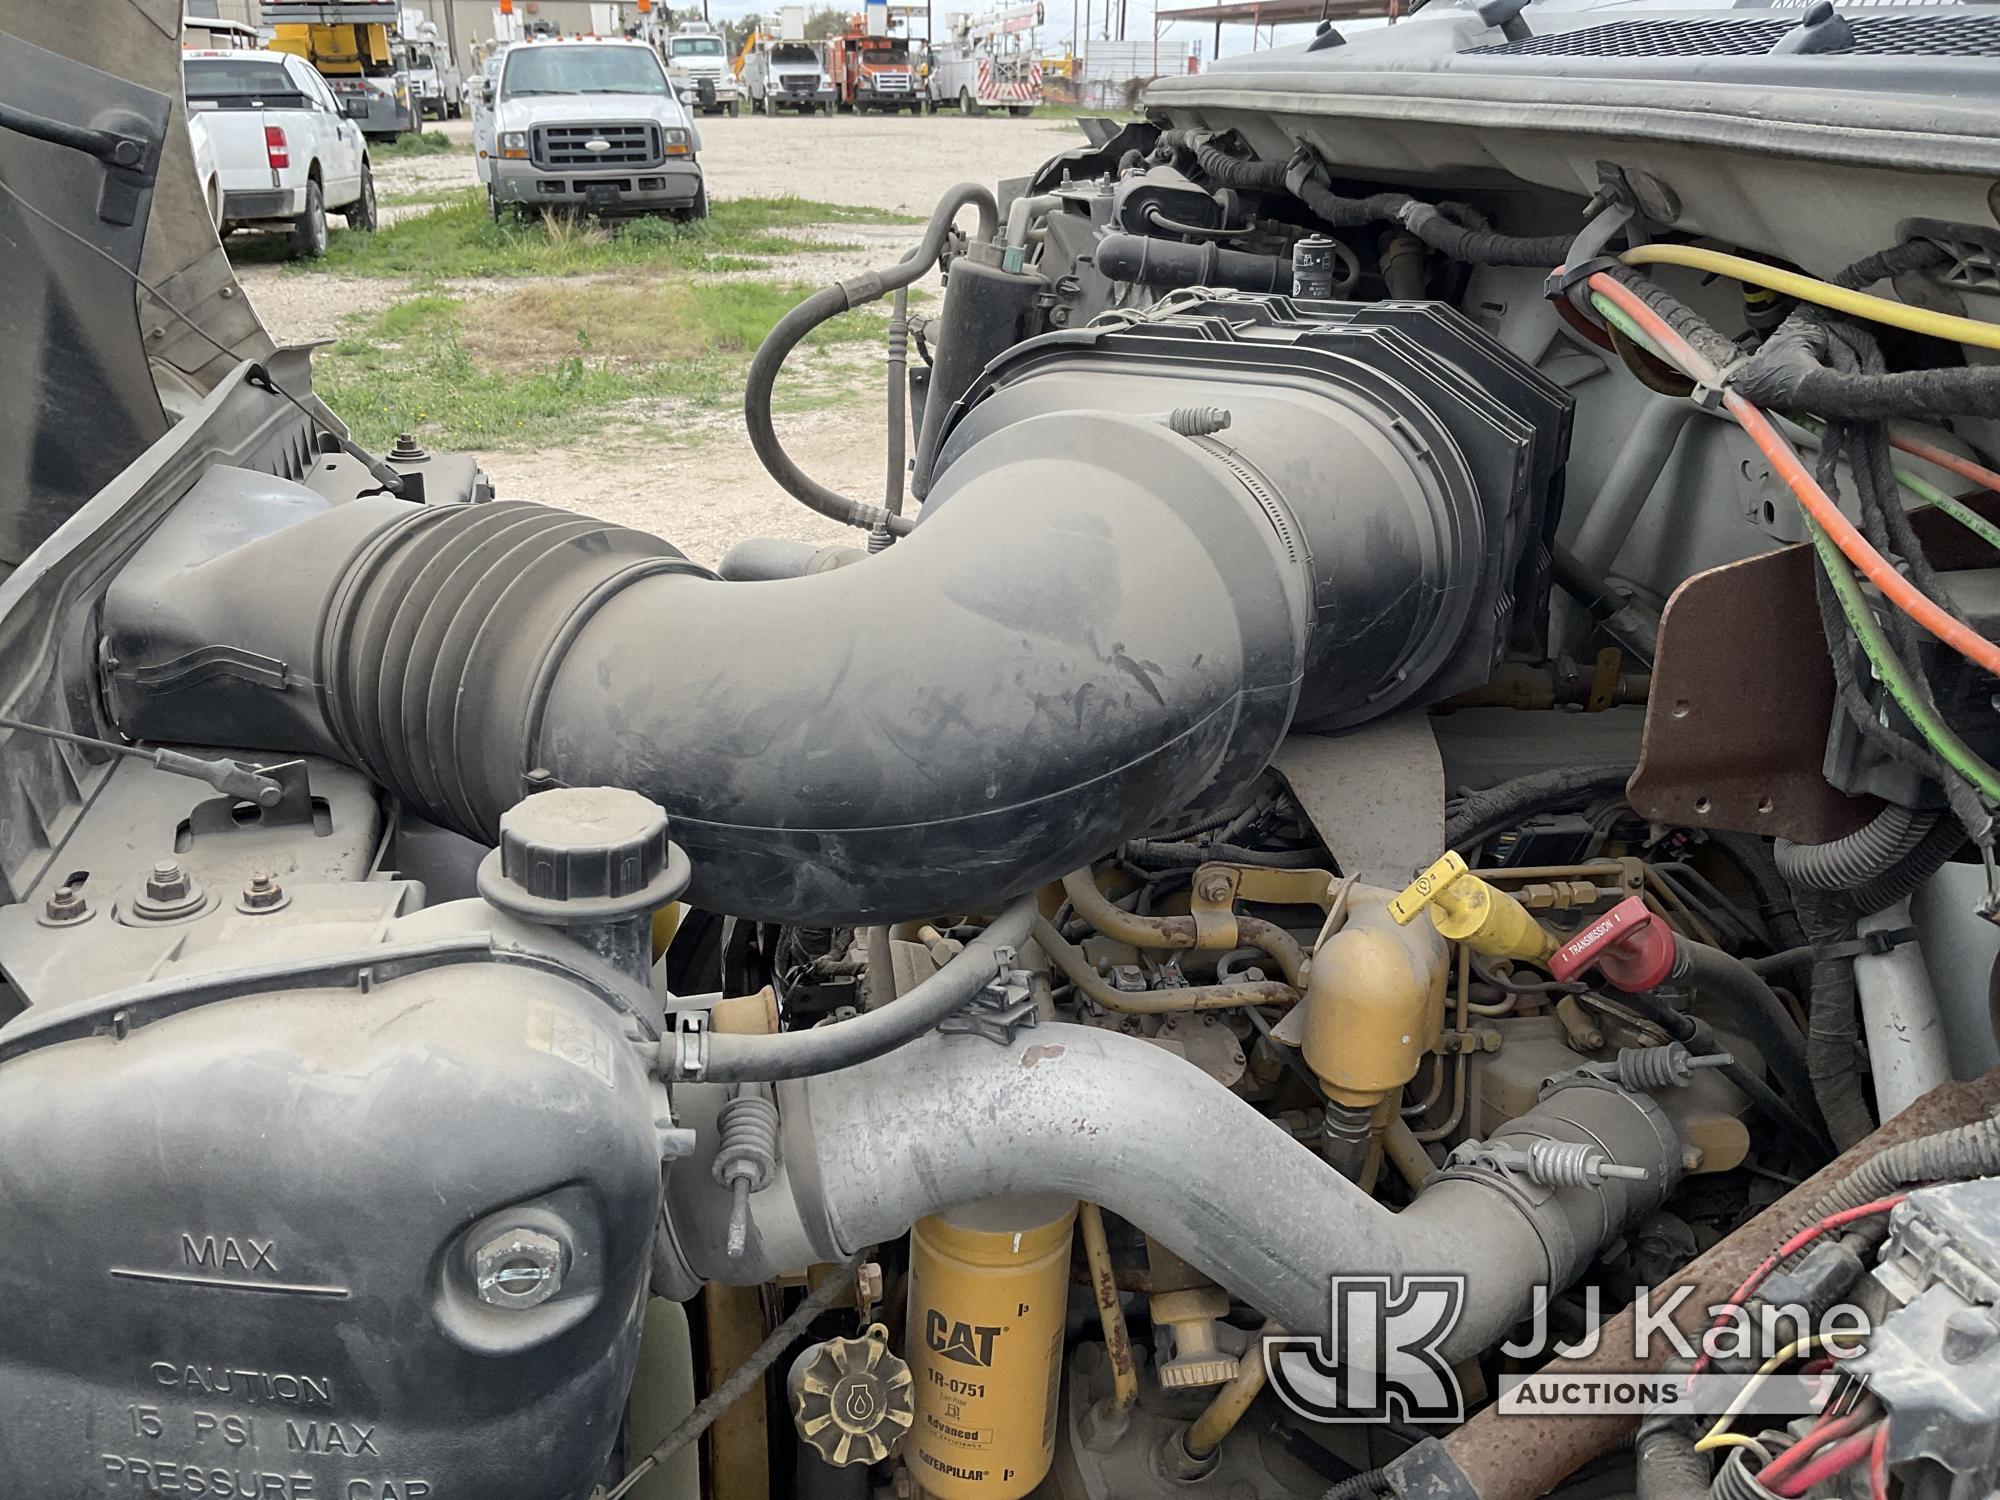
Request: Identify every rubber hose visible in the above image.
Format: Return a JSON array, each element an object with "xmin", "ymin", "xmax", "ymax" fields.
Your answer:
[
  {"xmin": 701, "ymin": 895, "xmax": 1036, "ymax": 1082},
  {"xmin": 1551, "ymin": 544, "xmax": 1659, "ymax": 664},
  {"xmin": 1798, "ymin": 1113, "xmax": 2000, "ymax": 1221},
  {"xmin": 1445, "ymin": 765, "xmax": 1635, "ymax": 854},
  {"xmin": 1634, "ymin": 1407, "xmax": 1710, "ymax": 1500},
  {"xmin": 1852, "ymin": 811, "xmax": 1966, "ymax": 914},
  {"xmin": 1675, "ymin": 942, "xmax": 1819, "ymax": 1131},
  {"xmin": 1094, "ymin": 231, "xmax": 1293, "ymax": 292},
  {"xmin": 1775, "ymin": 803, "xmax": 1934, "ymax": 892},
  {"xmin": 743, "ymin": 182, "xmax": 998, "ymax": 536}
]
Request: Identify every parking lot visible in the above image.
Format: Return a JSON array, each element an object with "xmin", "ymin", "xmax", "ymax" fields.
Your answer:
[{"xmin": 228, "ymin": 112, "xmax": 1082, "ymax": 565}]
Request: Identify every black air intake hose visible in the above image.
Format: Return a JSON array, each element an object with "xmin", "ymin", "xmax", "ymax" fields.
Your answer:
[
  {"xmin": 106, "ymin": 301, "xmax": 1562, "ymax": 924},
  {"xmin": 107, "ymin": 413, "xmax": 1315, "ymax": 923}
]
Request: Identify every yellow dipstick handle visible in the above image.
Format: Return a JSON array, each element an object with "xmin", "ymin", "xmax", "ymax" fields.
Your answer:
[{"xmin": 1390, "ymin": 851, "xmax": 1558, "ymax": 963}]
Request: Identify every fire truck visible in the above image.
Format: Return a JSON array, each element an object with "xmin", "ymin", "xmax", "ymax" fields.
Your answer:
[
  {"xmin": 924, "ymin": 2, "xmax": 1042, "ymax": 116},
  {"xmin": 825, "ymin": 17, "xmax": 919, "ymax": 113}
]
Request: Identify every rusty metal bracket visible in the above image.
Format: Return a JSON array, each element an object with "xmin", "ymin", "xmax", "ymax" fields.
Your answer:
[{"xmin": 1629, "ymin": 546, "xmax": 1880, "ymax": 843}]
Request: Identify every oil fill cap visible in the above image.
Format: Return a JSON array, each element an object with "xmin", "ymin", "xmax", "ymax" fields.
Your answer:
[{"xmin": 788, "ymin": 1323, "xmax": 915, "ymax": 1468}]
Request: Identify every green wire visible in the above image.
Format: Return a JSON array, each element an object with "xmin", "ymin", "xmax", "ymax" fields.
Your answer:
[
  {"xmin": 1804, "ymin": 514, "xmax": 2000, "ymax": 803},
  {"xmin": 1793, "ymin": 415, "xmax": 2000, "ymax": 554},
  {"xmin": 1591, "ymin": 292, "xmax": 1667, "ymax": 363},
  {"xmin": 1586, "ymin": 292, "xmax": 2000, "ymax": 804}
]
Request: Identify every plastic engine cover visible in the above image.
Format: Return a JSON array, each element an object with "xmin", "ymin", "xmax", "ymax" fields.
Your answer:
[{"xmin": 0, "ymin": 962, "xmax": 663, "ymax": 1499}]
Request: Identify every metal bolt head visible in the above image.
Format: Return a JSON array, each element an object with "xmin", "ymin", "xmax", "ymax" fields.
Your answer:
[
  {"xmin": 472, "ymin": 1228, "xmax": 566, "ymax": 1310},
  {"xmin": 1194, "ymin": 871, "xmax": 1235, "ymax": 904},
  {"xmin": 146, "ymin": 860, "xmax": 189, "ymax": 902}
]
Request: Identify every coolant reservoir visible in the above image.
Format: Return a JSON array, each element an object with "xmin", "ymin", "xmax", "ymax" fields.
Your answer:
[{"xmin": 905, "ymin": 1195, "xmax": 1077, "ymax": 1499}]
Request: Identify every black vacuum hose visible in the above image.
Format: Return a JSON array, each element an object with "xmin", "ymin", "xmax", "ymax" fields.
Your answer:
[
  {"xmin": 743, "ymin": 182, "xmax": 998, "ymax": 536},
  {"xmin": 1095, "ymin": 232, "xmax": 1293, "ymax": 292},
  {"xmin": 702, "ymin": 896, "xmax": 1036, "ymax": 1081}
]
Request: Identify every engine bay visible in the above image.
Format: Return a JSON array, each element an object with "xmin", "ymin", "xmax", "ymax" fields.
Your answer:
[{"xmin": 6, "ymin": 6, "xmax": 2000, "ymax": 1500}]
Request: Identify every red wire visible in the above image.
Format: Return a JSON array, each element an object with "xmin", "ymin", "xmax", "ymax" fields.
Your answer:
[
  {"xmin": 1890, "ymin": 431, "xmax": 2000, "ymax": 497},
  {"xmin": 1868, "ymin": 1419, "xmax": 1892, "ymax": 1500},
  {"xmin": 1586, "ymin": 272, "xmax": 2000, "ymax": 684},
  {"xmin": 1759, "ymin": 1402, "xmax": 1877, "ymax": 1488},
  {"xmin": 1689, "ymin": 1196, "xmax": 1907, "ymax": 1376},
  {"xmin": 1767, "ymin": 1425, "xmax": 1881, "ymax": 1498}
]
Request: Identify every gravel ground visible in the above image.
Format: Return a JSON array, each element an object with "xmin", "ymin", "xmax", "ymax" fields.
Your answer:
[
  {"xmin": 235, "ymin": 113, "xmax": 1075, "ymax": 565},
  {"xmin": 380, "ymin": 113, "xmax": 1078, "ymax": 214}
]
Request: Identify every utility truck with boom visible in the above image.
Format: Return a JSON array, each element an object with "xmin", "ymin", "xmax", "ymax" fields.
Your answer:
[
  {"xmin": 262, "ymin": 0, "xmax": 421, "ymax": 139},
  {"xmin": 925, "ymin": 2, "xmax": 1042, "ymax": 115}
]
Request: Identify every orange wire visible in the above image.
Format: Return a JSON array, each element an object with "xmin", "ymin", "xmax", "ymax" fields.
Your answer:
[
  {"xmin": 1586, "ymin": 272, "xmax": 2000, "ymax": 683},
  {"xmin": 1889, "ymin": 431, "xmax": 2000, "ymax": 497}
]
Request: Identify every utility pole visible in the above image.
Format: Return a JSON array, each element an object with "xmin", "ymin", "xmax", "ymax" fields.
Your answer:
[{"xmin": 438, "ymin": 0, "xmax": 461, "ymax": 76}]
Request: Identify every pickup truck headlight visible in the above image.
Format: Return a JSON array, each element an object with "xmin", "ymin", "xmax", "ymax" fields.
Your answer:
[
  {"xmin": 500, "ymin": 130, "xmax": 528, "ymax": 160},
  {"xmin": 663, "ymin": 128, "xmax": 692, "ymax": 157}
]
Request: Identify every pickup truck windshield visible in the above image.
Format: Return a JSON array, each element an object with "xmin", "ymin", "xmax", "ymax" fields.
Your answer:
[
  {"xmin": 503, "ymin": 45, "xmax": 668, "ymax": 96},
  {"xmin": 671, "ymin": 37, "xmax": 726, "ymax": 56},
  {"xmin": 184, "ymin": 58, "xmax": 308, "ymax": 106},
  {"xmin": 861, "ymin": 39, "xmax": 910, "ymax": 61},
  {"xmin": 772, "ymin": 43, "xmax": 818, "ymax": 65}
]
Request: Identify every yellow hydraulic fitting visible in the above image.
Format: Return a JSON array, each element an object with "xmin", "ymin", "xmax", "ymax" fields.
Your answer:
[
  {"xmin": 1296, "ymin": 885, "xmax": 1449, "ymax": 1111},
  {"xmin": 1149, "ymin": 1284, "xmax": 1239, "ymax": 1389},
  {"xmin": 1390, "ymin": 851, "xmax": 1559, "ymax": 963}
]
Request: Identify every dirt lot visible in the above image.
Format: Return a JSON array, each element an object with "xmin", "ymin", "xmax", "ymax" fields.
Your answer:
[{"xmin": 234, "ymin": 114, "xmax": 1080, "ymax": 566}]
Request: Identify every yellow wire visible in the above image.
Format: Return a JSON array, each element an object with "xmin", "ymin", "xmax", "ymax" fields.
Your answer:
[
  {"xmin": 1693, "ymin": 1333, "xmax": 1864, "ymax": 1452},
  {"xmin": 1620, "ymin": 244, "xmax": 2000, "ymax": 353}
]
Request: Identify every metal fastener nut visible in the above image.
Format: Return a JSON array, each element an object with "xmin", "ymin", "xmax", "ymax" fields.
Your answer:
[
  {"xmin": 1194, "ymin": 871, "xmax": 1235, "ymax": 904},
  {"xmin": 238, "ymin": 870, "xmax": 290, "ymax": 913},
  {"xmin": 472, "ymin": 1228, "xmax": 566, "ymax": 1310},
  {"xmin": 41, "ymin": 883, "xmax": 91, "ymax": 926},
  {"xmin": 132, "ymin": 859, "xmax": 207, "ymax": 921}
]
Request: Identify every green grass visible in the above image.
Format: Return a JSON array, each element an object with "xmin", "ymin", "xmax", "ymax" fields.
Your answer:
[
  {"xmin": 371, "ymin": 131, "xmax": 462, "ymax": 159},
  {"xmin": 229, "ymin": 191, "xmax": 922, "ymax": 277},
  {"xmin": 316, "ymin": 281, "xmax": 884, "ymax": 450}
]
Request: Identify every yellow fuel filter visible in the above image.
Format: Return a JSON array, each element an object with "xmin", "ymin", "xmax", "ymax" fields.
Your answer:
[{"xmin": 905, "ymin": 1195, "xmax": 1077, "ymax": 1499}]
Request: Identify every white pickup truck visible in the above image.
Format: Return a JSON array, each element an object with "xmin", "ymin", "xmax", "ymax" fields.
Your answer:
[{"xmin": 182, "ymin": 47, "xmax": 379, "ymax": 258}]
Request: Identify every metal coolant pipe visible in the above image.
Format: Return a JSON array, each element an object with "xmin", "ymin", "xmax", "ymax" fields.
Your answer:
[{"xmin": 669, "ymin": 1025, "xmax": 1683, "ymax": 1361}]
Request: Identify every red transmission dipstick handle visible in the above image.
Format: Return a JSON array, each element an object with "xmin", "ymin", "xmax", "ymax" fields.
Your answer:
[{"xmin": 1548, "ymin": 895, "xmax": 1678, "ymax": 992}]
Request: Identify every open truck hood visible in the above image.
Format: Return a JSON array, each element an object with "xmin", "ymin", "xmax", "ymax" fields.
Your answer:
[{"xmin": 0, "ymin": 0, "xmax": 276, "ymax": 574}]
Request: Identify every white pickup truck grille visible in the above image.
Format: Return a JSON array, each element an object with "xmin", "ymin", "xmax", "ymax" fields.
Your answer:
[{"xmin": 532, "ymin": 123, "xmax": 662, "ymax": 169}]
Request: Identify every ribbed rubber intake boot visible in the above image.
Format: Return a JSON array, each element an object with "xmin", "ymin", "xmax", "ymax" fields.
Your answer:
[{"xmin": 104, "ymin": 296, "xmax": 1565, "ymax": 923}]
